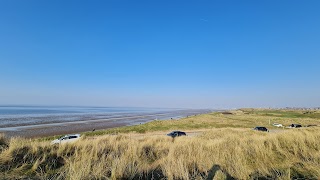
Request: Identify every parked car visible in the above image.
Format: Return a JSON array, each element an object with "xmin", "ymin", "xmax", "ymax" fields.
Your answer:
[
  {"xmin": 253, "ymin": 127, "xmax": 269, "ymax": 132},
  {"xmin": 167, "ymin": 131, "xmax": 186, "ymax": 138},
  {"xmin": 51, "ymin": 134, "xmax": 81, "ymax": 145},
  {"xmin": 289, "ymin": 124, "xmax": 302, "ymax": 128},
  {"xmin": 272, "ymin": 123, "xmax": 283, "ymax": 128}
]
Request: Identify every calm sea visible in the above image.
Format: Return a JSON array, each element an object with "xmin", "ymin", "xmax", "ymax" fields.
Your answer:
[{"xmin": 0, "ymin": 106, "xmax": 206, "ymax": 128}]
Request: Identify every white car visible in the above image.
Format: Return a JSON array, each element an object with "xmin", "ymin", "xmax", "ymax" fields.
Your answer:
[
  {"xmin": 51, "ymin": 134, "xmax": 81, "ymax": 145},
  {"xmin": 272, "ymin": 123, "xmax": 283, "ymax": 128}
]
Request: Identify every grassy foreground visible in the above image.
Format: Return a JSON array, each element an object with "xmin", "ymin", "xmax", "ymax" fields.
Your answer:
[{"xmin": 1, "ymin": 109, "xmax": 320, "ymax": 179}]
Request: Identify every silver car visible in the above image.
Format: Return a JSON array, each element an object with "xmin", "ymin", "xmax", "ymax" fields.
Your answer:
[{"xmin": 51, "ymin": 134, "xmax": 81, "ymax": 145}]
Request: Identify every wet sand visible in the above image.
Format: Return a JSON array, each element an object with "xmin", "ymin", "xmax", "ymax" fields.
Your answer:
[
  {"xmin": 3, "ymin": 120, "xmax": 129, "ymax": 138},
  {"xmin": 0, "ymin": 109, "xmax": 213, "ymax": 138}
]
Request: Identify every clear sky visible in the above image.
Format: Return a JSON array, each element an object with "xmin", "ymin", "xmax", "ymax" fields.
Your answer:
[{"xmin": 0, "ymin": 0, "xmax": 319, "ymax": 108}]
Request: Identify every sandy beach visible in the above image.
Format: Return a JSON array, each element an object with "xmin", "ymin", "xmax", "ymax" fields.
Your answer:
[{"xmin": 0, "ymin": 109, "xmax": 212, "ymax": 138}]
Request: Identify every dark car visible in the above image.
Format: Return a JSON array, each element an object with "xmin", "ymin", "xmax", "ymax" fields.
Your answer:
[
  {"xmin": 253, "ymin": 127, "xmax": 269, "ymax": 132},
  {"xmin": 290, "ymin": 124, "xmax": 302, "ymax": 128},
  {"xmin": 167, "ymin": 131, "xmax": 186, "ymax": 138}
]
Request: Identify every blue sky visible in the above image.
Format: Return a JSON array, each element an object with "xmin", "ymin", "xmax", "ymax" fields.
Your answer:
[{"xmin": 0, "ymin": 0, "xmax": 319, "ymax": 108}]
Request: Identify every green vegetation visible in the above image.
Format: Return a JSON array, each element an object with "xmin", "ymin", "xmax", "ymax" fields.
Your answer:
[
  {"xmin": 241, "ymin": 108, "xmax": 320, "ymax": 119},
  {"xmin": 1, "ymin": 109, "xmax": 320, "ymax": 179},
  {"xmin": 83, "ymin": 109, "xmax": 320, "ymax": 137}
]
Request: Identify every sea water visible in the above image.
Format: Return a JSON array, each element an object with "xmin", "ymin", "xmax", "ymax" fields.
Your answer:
[{"xmin": 0, "ymin": 106, "xmax": 210, "ymax": 128}]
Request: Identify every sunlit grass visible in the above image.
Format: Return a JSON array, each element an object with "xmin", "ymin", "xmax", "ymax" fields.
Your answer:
[
  {"xmin": 1, "ymin": 109, "xmax": 320, "ymax": 179},
  {"xmin": 83, "ymin": 109, "xmax": 320, "ymax": 137},
  {"xmin": 1, "ymin": 127, "xmax": 320, "ymax": 179}
]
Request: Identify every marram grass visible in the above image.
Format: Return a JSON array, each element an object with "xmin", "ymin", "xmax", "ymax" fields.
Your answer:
[
  {"xmin": 1, "ymin": 127, "xmax": 320, "ymax": 179},
  {"xmin": 1, "ymin": 109, "xmax": 320, "ymax": 179}
]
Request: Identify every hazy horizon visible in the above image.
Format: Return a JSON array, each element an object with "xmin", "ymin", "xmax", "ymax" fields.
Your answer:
[{"xmin": 1, "ymin": 1, "xmax": 320, "ymax": 109}]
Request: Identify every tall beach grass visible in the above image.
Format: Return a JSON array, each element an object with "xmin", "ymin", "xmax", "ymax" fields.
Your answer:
[{"xmin": 1, "ymin": 127, "xmax": 320, "ymax": 179}]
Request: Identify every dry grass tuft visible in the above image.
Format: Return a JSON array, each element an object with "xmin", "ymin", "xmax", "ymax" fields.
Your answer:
[
  {"xmin": 0, "ymin": 134, "xmax": 9, "ymax": 153},
  {"xmin": 1, "ymin": 127, "xmax": 320, "ymax": 179}
]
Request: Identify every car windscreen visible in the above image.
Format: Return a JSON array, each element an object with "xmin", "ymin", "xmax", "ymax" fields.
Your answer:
[{"xmin": 69, "ymin": 136, "xmax": 78, "ymax": 139}]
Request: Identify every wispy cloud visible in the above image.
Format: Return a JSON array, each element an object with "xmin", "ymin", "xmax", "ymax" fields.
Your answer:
[{"xmin": 200, "ymin": 18, "xmax": 209, "ymax": 22}]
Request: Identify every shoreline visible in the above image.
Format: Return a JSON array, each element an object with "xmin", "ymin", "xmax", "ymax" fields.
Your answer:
[
  {"xmin": 0, "ymin": 110, "xmax": 213, "ymax": 138},
  {"xmin": 4, "ymin": 120, "xmax": 130, "ymax": 138}
]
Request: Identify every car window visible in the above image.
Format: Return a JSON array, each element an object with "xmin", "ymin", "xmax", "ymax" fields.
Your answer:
[{"xmin": 69, "ymin": 136, "xmax": 78, "ymax": 139}]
